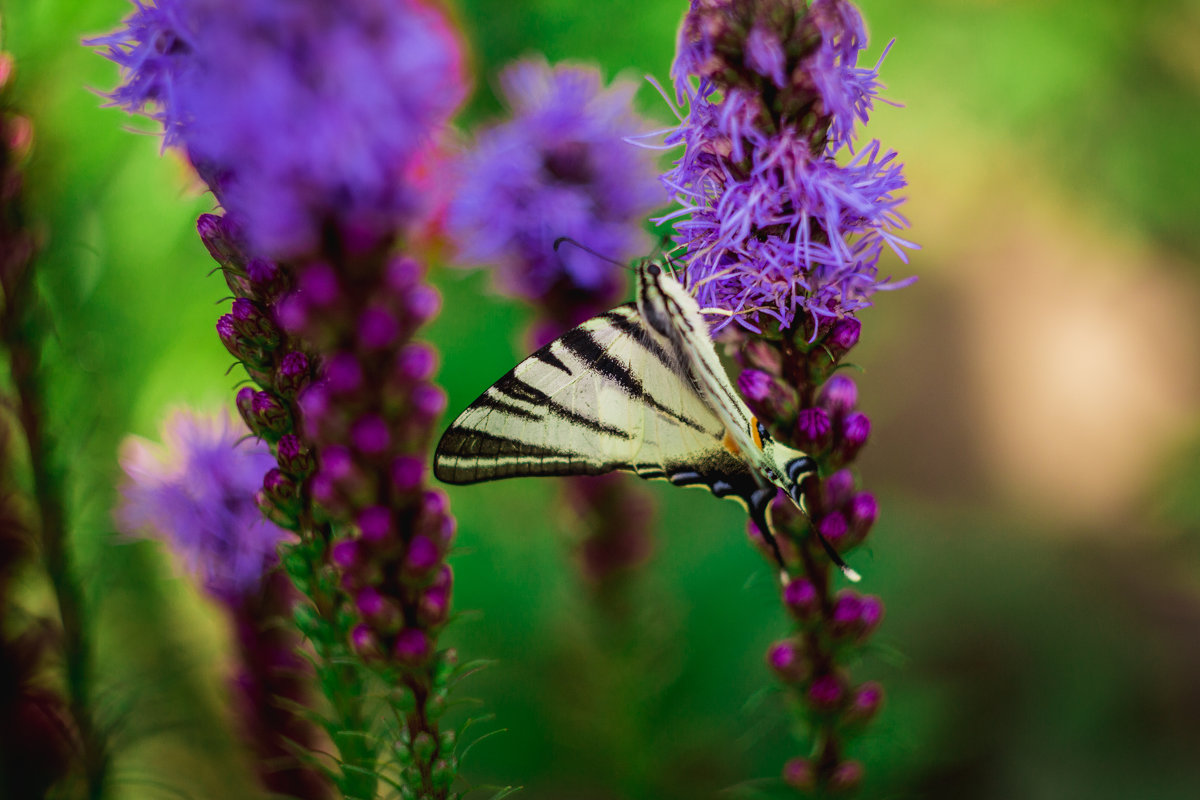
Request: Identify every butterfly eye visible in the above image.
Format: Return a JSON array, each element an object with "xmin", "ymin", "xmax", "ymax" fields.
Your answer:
[
  {"xmin": 786, "ymin": 456, "xmax": 816, "ymax": 484},
  {"xmin": 647, "ymin": 262, "xmax": 661, "ymax": 277}
]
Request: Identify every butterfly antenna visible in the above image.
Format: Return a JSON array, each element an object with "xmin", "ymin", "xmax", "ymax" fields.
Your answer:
[
  {"xmin": 816, "ymin": 532, "xmax": 862, "ymax": 583},
  {"xmin": 553, "ymin": 237, "xmax": 630, "ymax": 270}
]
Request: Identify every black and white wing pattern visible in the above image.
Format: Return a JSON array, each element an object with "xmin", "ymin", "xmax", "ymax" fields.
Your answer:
[{"xmin": 434, "ymin": 304, "xmax": 774, "ymax": 519}]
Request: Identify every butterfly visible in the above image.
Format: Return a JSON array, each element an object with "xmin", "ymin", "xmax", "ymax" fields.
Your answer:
[{"xmin": 434, "ymin": 255, "xmax": 858, "ymax": 580}]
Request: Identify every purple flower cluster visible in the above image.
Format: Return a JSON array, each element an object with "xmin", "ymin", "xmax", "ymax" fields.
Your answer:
[
  {"xmin": 91, "ymin": 0, "xmax": 467, "ymax": 258},
  {"xmin": 664, "ymin": 0, "xmax": 914, "ymax": 332},
  {"xmin": 117, "ymin": 408, "xmax": 286, "ymax": 601},
  {"xmin": 448, "ymin": 58, "xmax": 664, "ymax": 327}
]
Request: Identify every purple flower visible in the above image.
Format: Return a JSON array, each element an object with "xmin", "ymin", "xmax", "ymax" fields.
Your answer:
[
  {"xmin": 663, "ymin": 0, "xmax": 915, "ymax": 332},
  {"xmin": 90, "ymin": 0, "xmax": 467, "ymax": 258},
  {"xmin": 448, "ymin": 58, "xmax": 664, "ymax": 308},
  {"xmin": 117, "ymin": 408, "xmax": 287, "ymax": 599}
]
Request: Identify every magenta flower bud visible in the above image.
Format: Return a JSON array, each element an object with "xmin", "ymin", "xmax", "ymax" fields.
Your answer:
[
  {"xmin": 331, "ymin": 539, "xmax": 358, "ymax": 570},
  {"xmin": 325, "ymin": 352, "xmax": 363, "ymax": 395},
  {"xmin": 275, "ymin": 434, "xmax": 313, "ymax": 476},
  {"xmin": 393, "ymin": 628, "xmax": 431, "ymax": 664},
  {"xmin": 818, "ymin": 375, "xmax": 858, "ymax": 416},
  {"xmin": 357, "ymin": 506, "xmax": 392, "ymax": 543},
  {"xmin": 822, "ymin": 469, "xmax": 855, "ymax": 511},
  {"xmin": 422, "ymin": 489, "xmax": 449, "ymax": 518},
  {"xmin": 396, "ymin": 343, "xmax": 437, "ymax": 383},
  {"xmin": 386, "ymin": 256, "xmax": 421, "ymax": 292},
  {"xmin": 245, "ymin": 257, "xmax": 284, "ymax": 299},
  {"xmin": 235, "ymin": 386, "xmax": 259, "ymax": 434},
  {"xmin": 848, "ymin": 681, "xmax": 884, "ymax": 722},
  {"xmin": 831, "ymin": 591, "xmax": 863, "ymax": 635},
  {"xmin": 310, "ymin": 473, "xmax": 336, "ymax": 506},
  {"xmin": 782, "ymin": 757, "xmax": 814, "ymax": 790},
  {"xmin": 840, "ymin": 411, "xmax": 871, "ymax": 458},
  {"xmin": 196, "ymin": 213, "xmax": 244, "ymax": 271},
  {"xmin": 848, "ymin": 492, "xmax": 878, "ymax": 540},
  {"xmin": 298, "ymin": 262, "xmax": 340, "ymax": 307},
  {"xmin": 418, "ymin": 565, "xmax": 453, "ymax": 625},
  {"xmin": 391, "ymin": 456, "xmax": 425, "ymax": 492},
  {"xmin": 826, "ymin": 317, "xmax": 861, "ymax": 357},
  {"xmin": 275, "ymin": 351, "xmax": 310, "ymax": 397},
  {"xmin": 350, "ymin": 623, "xmax": 377, "ymax": 655},
  {"xmin": 358, "ymin": 305, "xmax": 400, "ymax": 349},
  {"xmin": 829, "ymin": 760, "xmax": 864, "ymax": 793},
  {"xmin": 767, "ymin": 639, "xmax": 807, "ymax": 681},
  {"xmin": 231, "ymin": 298, "xmax": 279, "ymax": 344},
  {"xmin": 783, "ymin": 577, "xmax": 820, "ymax": 620},
  {"xmin": 796, "ymin": 407, "xmax": 831, "ymax": 448},
  {"xmin": 262, "ymin": 468, "xmax": 297, "ymax": 506},
  {"xmin": 737, "ymin": 368, "xmax": 772, "ymax": 402},
  {"xmin": 406, "ymin": 534, "xmax": 440, "ymax": 572},
  {"xmin": 808, "ymin": 674, "xmax": 844, "ymax": 710},
  {"xmin": 356, "ymin": 586, "xmax": 384, "ymax": 617},
  {"xmin": 739, "ymin": 339, "xmax": 782, "ymax": 373},
  {"xmin": 251, "ymin": 390, "xmax": 290, "ymax": 433},
  {"xmin": 858, "ymin": 594, "xmax": 884, "ymax": 634},
  {"xmin": 437, "ymin": 514, "xmax": 457, "ymax": 547},
  {"xmin": 407, "ymin": 284, "xmax": 441, "ymax": 321},
  {"xmin": 276, "ymin": 293, "xmax": 309, "ymax": 333},
  {"xmin": 321, "ymin": 446, "xmax": 354, "ymax": 481},
  {"xmin": 412, "ymin": 384, "xmax": 447, "ymax": 419},
  {"xmin": 818, "ymin": 512, "xmax": 849, "ymax": 548},
  {"xmin": 351, "ymin": 415, "xmax": 390, "ymax": 455}
]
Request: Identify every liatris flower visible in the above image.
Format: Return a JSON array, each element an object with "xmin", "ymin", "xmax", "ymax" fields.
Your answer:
[
  {"xmin": 117, "ymin": 409, "xmax": 327, "ymax": 799},
  {"xmin": 90, "ymin": 0, "xmax": 467, "ymax": 259},
  {"xmin": 448, "ymin": 57, "xmax": 664, "ymax": 330},
  {"xmin": 665, "ymin": 0, "xmax": 912, "ymax": 791},
  {"xmin": 92, "ymin": 2, "xmax": 471, "ymax": 796},
  {"xmin": 117, "ymin": 409, "xmax": 286, "ymax": 601},
  {"xmin": 449, "ymin": 58, "xmax": 664, "ymax": 585}
]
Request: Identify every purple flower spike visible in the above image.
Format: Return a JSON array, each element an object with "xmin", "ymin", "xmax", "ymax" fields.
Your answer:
[
  {"xmin": 117, "ymin": 409, "xmax": 286, "ymax": 600},
  {"xmin": 448, "ymin": 58, "xmax": 663, "ymax": 309}
]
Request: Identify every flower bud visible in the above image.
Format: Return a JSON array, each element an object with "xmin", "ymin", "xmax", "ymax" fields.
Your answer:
[
  {"xmin": 235, "ymin": 387, "xmax": 259, "ymax": 435},
  {"xmin": 829, "ymin": 760, "xmax": 864, "ymax": 793},
  {"xmin": 407, "ymin": 284, "xmax": 442, "ymax": 322},
  {"xmin": 275, "ymin": 351, "xmax": 310, "ymax": 397},
  {"xmin": 325, "ymin": 352, "xmax": 363, "ymax": 395},
  {"xmin": 858, "ymin": 594, "xmax": 884, "ymax": 634},
  {"xmin": 231, "ymin": 298, "xmax": 280, "ymax": 344},
  {"xmin": 350, "ymin": 623, "xmax": 377, "ymax": 656},
  {"xmin": 396, "ymin": 343, "xmax": 437, "ymax": 383},
  {"xmin": 197, "ymin": 213, "xmax": 245, "ymax": 271},
  {"xmin": 275, "ymin": 434, "xmax": 314, "ymax": 477},
  {"xmin": 393, "ymin": 628, "xmax": 431, "ymax": 665},
  {"xmin": 807, "ymin": 673, "xmax": 844, "ymax": 710},
  {"xmin": 357, "ymin": 506, "xmax": 393, "ymax": 543},
  {"xmin": 411, "ymin": 383, "xmax": 447, "ymax": 419},
  {"xmin": 251, "ymin": 391, "xmax": 290, "ymax": 434},
  {"xmin": 245, "ymin": 257, "xmax": 286, "ymax": 301},
  {"xmin": 826, "ymin": 317, "xmax": 861, "ymax": 358},
  {"xmin": 817, "ymin": 511, "xmax": 849, "ymax": 550},
  {"xmin": 216, "ymin": 315, "xmax": 245, "ymax": 360},
  {"xmin": 821, "ymin": 469, "xmax": 855, "ymax": 512},
  {"xmin": 831, "ymin": 590, "xmax": 863, "ymax": 637},
  {"xmin": 847, "ymin": 681, "xmax": 884, "ymax": 723},
  {"xmin": 848, "ymin": 492, "xmax": 878, "ymax": 541},
  {"xmin": 796, "ymin": 407, "xmax": 831, "ymax": 450},
  {"xmin": 298, "ymin": 262, "xmax": 340, "ymax": 307},
  {"xmin": 783, "ymin": 577, "xmax": 820, "ymax": 621},
  {"xmin": 738, "ymin": 338, "xmax": 782, "ymax": 373},
  {"xmin": 767, "ymin": 639, "xmax": 808, "ymax": 682},
  {"xmin": 840, "ymin": 411, "xmax": 870, "ymax": 460},
  {"xmin": 262, "ymin": 468, "xmax": 297, "ymax": 506},
  {"xmin": 331, "ymin": 539, "xmax": 358, "ymax": 570},
  {"xmin": 418, "ymin": 566, "xmax": 453, "ymax": 626},
  {"xmin": 405, "ymin": 534, "xmax": 440, "ymax": 573},
  {"xmin": 359, "ymin": 305, "xmax": 399, "ymax": 350},
  {"xmin": 783, "ymin": 757, "xmax": 815, "ymax": 790},
  {"xmin": 351, "ymin": 414, "xmax": 391, "ymax": 455},
  {"xmin": 386, "ymin": 256, "xmax": 421, "ymax": 292},
  {"xmin": 392, "ymin": 456, "xmax": 425, "ymax": 492},
  {"xmin": 818, "ymin": 375, "xmax": 858, "ymax": 416}
]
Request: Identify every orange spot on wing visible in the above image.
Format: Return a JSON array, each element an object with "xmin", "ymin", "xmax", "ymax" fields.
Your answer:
[
  {"xmin": 722, "ymin": 429, "xmax": 741, "ymax": 456},
  {"xmin": 750, "ymin": 416, "xmax": 763, "ymax": 450}
]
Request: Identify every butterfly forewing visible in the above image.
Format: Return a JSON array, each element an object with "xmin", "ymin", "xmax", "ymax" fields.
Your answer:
[{"xmin": 434, "ymin": 304, "xmax": 749, "ymax": 490}]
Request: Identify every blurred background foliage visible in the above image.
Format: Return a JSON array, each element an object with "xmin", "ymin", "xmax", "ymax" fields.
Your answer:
[{"xmin": 1, "ymin": 0, "xmax": 1199, "ymax": 797}]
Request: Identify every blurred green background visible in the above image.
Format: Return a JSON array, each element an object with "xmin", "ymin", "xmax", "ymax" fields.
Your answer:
[{"xmin": 3, "ymin": 0, "xmax": 1200, "ymax": 797}]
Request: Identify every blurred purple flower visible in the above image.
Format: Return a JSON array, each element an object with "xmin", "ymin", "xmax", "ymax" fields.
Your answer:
[
  {"xmin": 448, "ymin": 58, "xmax": 664, "ymax": 309},
  {"xmin": 90, "ymin": 0, "xmax": 467, "ymax": 258},
  {"xmin": 117, "ymin": 408, "xmax": 286, "ymax": 600}
]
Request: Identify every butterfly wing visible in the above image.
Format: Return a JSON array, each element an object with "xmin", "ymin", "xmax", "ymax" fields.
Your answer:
[{"xmin": 434, "ymin": 304, "xmax": 774, "ymax": 519}]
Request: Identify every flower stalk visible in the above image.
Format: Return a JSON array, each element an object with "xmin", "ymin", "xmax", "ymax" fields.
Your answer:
[{"xmin": 665, "ymin": 0, "xmax": 913, "ymax": 790}]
